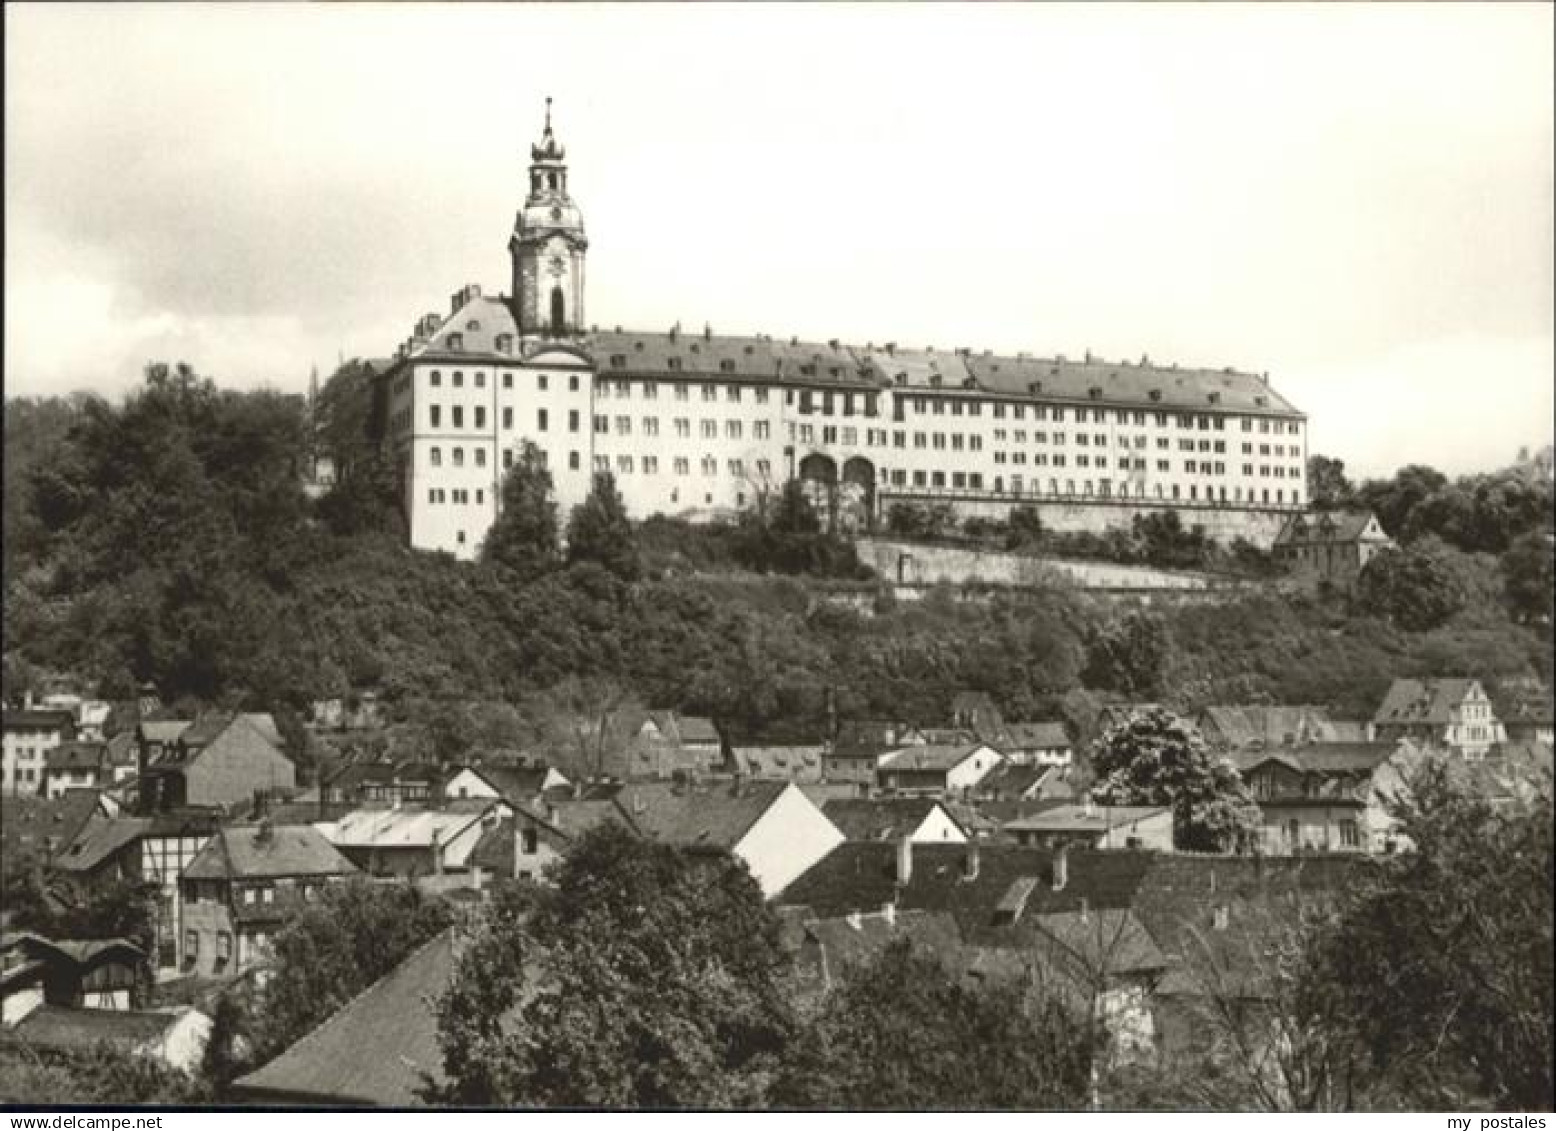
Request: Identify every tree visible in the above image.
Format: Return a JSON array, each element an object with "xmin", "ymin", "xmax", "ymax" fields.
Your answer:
[
  {"xmin": 483, "ymin": 441, "xmax": 561, "ymax": 580},
  {"xmin": 1502, "ymin": 530, "xmax": 1555, "ymax": 624},
  {"xmin": 1082, "ymin": 611, "xmax": 1172, "ymax": 697},
  {"xmin": 240, "ymin": 879, "xmax": 455, "ymax": 1071},
  {"xmin": 1354, "ymin": 464, "xmax": 1447, "ymax": 539},
  {"xmin": 774, "ymin": 940, "xmax": 1098, "ymax": 1110},
  {"xmin": 520, "ymin": 675, "xmax": 643, "ymax": 782},
  {"xmin": 431, "ymin": 823, "xmax": 795, "ymax": 1108},
  {"xmin": 1005, "ymin": 504, "xmax": 1045, "ymax": 551},
  {"xmin": 566, "ymin": 471, "xmax": 640, "ymax": 581},
  {"xmin": 1306, "ymin": 455, "xmax": 1355, "ymax": 512},
  {"xmin": 1301, "ymin": 759, "xmax": 1554, "ymax": 1109},
  {"xmin": 1354, "ymin": 537, "xmax": 1467, "ymax": 631},
  {"xmin": 1089, "ymin": 708, "xmax": 1259, "ymax": 852}
]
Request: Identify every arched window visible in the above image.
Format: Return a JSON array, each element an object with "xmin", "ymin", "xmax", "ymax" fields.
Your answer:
[{"xmin": 550, "ymin": 287, "xmax": 566, "ymax": 335}]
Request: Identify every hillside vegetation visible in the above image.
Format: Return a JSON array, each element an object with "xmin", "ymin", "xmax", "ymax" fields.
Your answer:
[{"xmin": 4, "ymin": 364, "xmax": 1551, "ymax": 766}]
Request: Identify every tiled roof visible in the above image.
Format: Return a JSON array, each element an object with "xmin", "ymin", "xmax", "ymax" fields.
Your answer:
[
  {"xmin": 455, "ymin": 763, "xmax": 556, "ymax": 801},
  {"xmin": 975, "ymin": 762, "xmax": 1056, "ymax": 799},
  {"xmin": 798, "ymin": 910, "xmax": 966, "ymax": 982},
  {"xmin": 324, "ymin": 806, "xmax": 492, "ymax": 850},
  {"xmin": 820, "ymin": 798, "xmax": 959, "ymax": 842},
  {"xmin": 621, "ymin": 780, "xmax": 788, "ymax": 850},
  {"xmin": 675, "ymin": 715, "xmax": 720, "ymax": 744},
  {"xmin": 1198, "ymin": 705, "xmax": 1343, "ymax": 750},
  {"xmin": 832, "ymin": 720, "xmax": 921, "ymax": 751},
  {"xmin": 234, "ymin": 929, "xmax": 455, "ymax": 1106},
  {"xmin": 1373, "ymin": 678, "xmax": 1482, "ymax": 726},
  {"xmin": 1, "ymin": 1005, "xmax": 192, "ymax": 1056},
  {"xmin": 1030, "ymin": 908, "xmax": 1171, "ymax": 978},
  {"xmin": 53, "ymin": 815, "xmax": 152, "ymax": 873},
  {"xmin": 1002, "ymin": 805, "xmax": 1169, "ymax": 833},
  {"xmin": 177, "ymin": 713, "xmax": 236, "ymax": 750},
  {"xmin": 183, "ymin": 824, "xmax": 357, "ymax": 881},
  {"xmin": 879, "ymin": 744, "xmax": 990, "ymax": 774}
]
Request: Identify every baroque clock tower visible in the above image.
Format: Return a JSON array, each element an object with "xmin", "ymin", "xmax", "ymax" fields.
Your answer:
[{"xmin": 510, "ymin": 98, "xmax": 587, "ymax": 338}]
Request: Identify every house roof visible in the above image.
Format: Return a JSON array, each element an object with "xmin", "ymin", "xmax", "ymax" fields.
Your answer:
[
  {"xmin": 454, "ymin": 763, "xmax": 559, "ymax": 800},
  {"xmin": 323, "ymin": 806, "xmax": 493, "ymax": 850},
  {"xmin": 1273, "ymin": 510, "xmax": 1387, "ymax": 547},
  {"xmin": 1493, "ymin": 681, "xmax": 1554, "ymax": 727},
  {"xmin": 728, "ymin": 745, "xmax": 824, "ymax": 781},
  {"xmin": 2, "ymin": 932, "xmax": 144, "ymax": 970},
  {"xmin": 975, "ymin": 762, "xmax": 1058, "ymax": 800},
  {"xmin": 821, "ymin": 798, "xmax": 961, "ymax": 842},
  {"xmin": 53, "ymin": 815, "xmax": 153, "ymax": 873},
  {"xmin": 799, "ymin": 910, "xmax": 966, "ymax": 981},
  {"xmin": 327, "ymin": 761, "xmax": 397, "ymax": 789},
  {"xmin": 1002, "ymin": 722, "xmax": 1071, "ymax": 749},
  {"xmin": 1030, "ymin": 908, "xmax": 1171, "ymax": 978},
  {"xmin": 44, "ymin": 741, "xmax": 106, "ymax": 773},
  {"xmin": 1002, "ymin": 805, "xmax": 1169, "ymax": 834},
  {"xmin": 184, "ymin": 824, "xmax": 357, "ymax": 881},
  {"xmin": 832, "ymin": 720, "xmax": 920, "ymax": 751},
  {"xmin": 1, "ymin": 1005, "xmax": 195, "ymax": 1056},
  {"xmin": 879, "ymin": 744, "xmax": 994, "ymax": 774},
  {"xmin": 1198, "ymin": 705, "xmax": 1343, "ymax": 750},
  {"xmin": 471, "ymin": 798, "xmax": 638, "ymax": 872},
  {"xmin": 674, "ymin": 715, "xmax": 720, "ymax": 744},
  {"xmin": 621, "ymin": 779, "xmax": 790, "ymax": 850},
  {"xmin": 1, "ymin": 791, "xmax": 102, "ymax": 864},
  {"xmin": 2, "ymin": 709, "xmax": 76, "ymax": 732},
  {"xmin": 138, "ymin": 719, "xmax": 193, "ymax": 747},
  {"xmin": 234, "ymin": 929, "xmax": 455, "ymax": 1106},
  {"xmin": 1373, "ymin": 678, "xmax": 1482, "ymax": 726}
]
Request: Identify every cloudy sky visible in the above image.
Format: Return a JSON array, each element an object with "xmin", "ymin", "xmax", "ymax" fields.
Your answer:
[{"xmin": 7, "ymin": 2, "xmax": 1551, "ymax": 478}]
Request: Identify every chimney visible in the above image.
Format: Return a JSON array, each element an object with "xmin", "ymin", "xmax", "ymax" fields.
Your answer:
[
  {"xmin": 703, "ymin": 322, "xmax": 712, "ymax": 341},
  {"xmin": 1052, "ymin": 843, "xmax": 1069, "ymax": 892},
  {"xmin": 963, "ymin": 840, "xmax": 980, "ymax": 881},
  {"xmin": 896, "ymin": 835, "xmax": 913, "ymax": 886}
]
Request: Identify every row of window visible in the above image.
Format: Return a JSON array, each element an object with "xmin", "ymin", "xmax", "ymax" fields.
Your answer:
[
  {"xmin": 591, "ymin": 416, "xmax": 774, "ymax": 441},
  {"xmin": 596, "ymin": 379, "xmax": 772, "ymax": 406},
  {"xmin": 880, "ymin": 473, "xmax": 1298, "ymax": 506},
  {"xmin": 426, "ymin": 369, "xmax": 582, "ymax": 392},
  {"xmin": 591, "ymin": 454, "xmax": 774, "ymax": 480}
]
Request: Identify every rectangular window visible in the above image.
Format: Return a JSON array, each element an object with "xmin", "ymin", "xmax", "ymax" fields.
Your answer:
[
  {"xmin": 675, "ymin": 384, "xmax": 689, "ymax": 401},
  {"xmin": 642, "ymin": 382, "xmax": 657, "ymax": 400},
  {"xmin": 702, "ymin": 385, "xmax": 717, "ymax": 402},
  {"xmin": 701, "ymin": 420, "xmax": 717, "ymax": 439},
  {"xmin": 430, "ymin": 405, "xmax": 441, "ymax": 428},
  {"xmin": 643, "ymin": 417, "xmax": 659, "ymax": 437},
  {"xmin": 594, "ymin": 415, "xmax": 607, "ymax": 434},
  {"xmin": 537, "ymin": 409, "xmax": 548, "ymax": 431},
  {"xmin": 675, "ymin": 418, "xmax": 691, "ymax": 438},
  {"xmin": 569, "ymin": 409, "xmax": 580, "ymax": 432},
  {"xmin": 726, "ymin": 421, "xmax": 742, "ymax": 440},
  {"xmin": 616, "ymin": 416, "xmax": 631, "ymax": 436},
  {"xmin": 569, "ymin": 451, "xmax": 580, "ymax": 470},
  {"xmin": 502, "ymin": 407, "xmax": 513, "ymax": 430},
  {"xmin": 754, "ymin": 421, "xmax": 770, "ymax": 440}
]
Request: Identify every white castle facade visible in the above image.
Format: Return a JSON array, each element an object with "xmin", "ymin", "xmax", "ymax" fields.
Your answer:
[{"xmin": 380, "ymin": 106, "xmax": 1309, "ymax": 561}]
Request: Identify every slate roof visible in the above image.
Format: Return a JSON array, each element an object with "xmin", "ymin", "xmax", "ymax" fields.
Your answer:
[
  {"xmin": 1373, "ymin": 678, "xmax": 1482, "ymax": 726},
  {"xmin": 1493, "ymin": 681, "xmax": 1554, "ymax": 727},
  {"xmin": 1002, "ymin": 804, "xmax": 1169, "ymax": 834},
  {"xmin": 234, "ymin": 929, "xmax": 455, "ymax": 1106},
  {"xmin": 622, "ymin": 780, "xmax": 789, "ymax": 849},
  {"xmin": 183, "ymin": 824, "xmax": 357, "ymax": 881},
  {"xmin": 1, "ymin": 1005, "xmax": 194, "ymax": 1056},
  {"xmin": 879, "ymin": 744, "xmax": 991, "ymax": 774},
  {"xmin": 821, "ymin": 798, "xmax": 962, "ymax": 842}
]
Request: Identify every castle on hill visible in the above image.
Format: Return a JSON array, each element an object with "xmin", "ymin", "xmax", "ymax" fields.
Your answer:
[{"xmin": 378, "ymin": 102, "xmax": 1309, "ymax": 561}]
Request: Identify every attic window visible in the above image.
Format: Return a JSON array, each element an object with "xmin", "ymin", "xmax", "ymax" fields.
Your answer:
[
  {"xmin": 466, "ymin": 320, "xmax": 481, "ymax": 332},
  {"xmin": 829, "ymin": 367, "xmax": 841, "ymax": 378},
  {"xmin": 610, "ymin": 354, "xmax": 626, "ymax": 369},
  {"xmin": 1149, "ymin": 389, "xmax": 1163, "ymax": 402},
  {"xmin": 1208, "ymin": 391, "xmax": 1221, "ymax": 404},
  {"xmin": 1028, "ymin": 381, "xmax": 1042, "ymax": 395},
  {"xmin": 667, "ymin": 357, "xmax": 683, "ymax": 371},
  {"xmin": 447, "ymin": 333, "xmax": 464, "ymax": 352},
  {"xmin": 719, "ymin": 359, "xmax": 735, "ymax": 373},
  {"xmin": 743, "ymin": 344, "xmax": 754, "ymax": 355},
  {"xmin": 1254, "ymin": 395, "xmax": 1268, "ymax": 407},
  {"xmin": 690, "ymin": 343, "xmax": 701, "ymax": 354},
  {"xmin": 495, "ymin": 334, "xmax": 513, "ymax": 355},
  {"xmin": 634, "ymin": 341, "xmax": 644, "ymax": 351},
  {"xmin": 800, "ymin": 364, "xmax": 816, "ymax": 377},
  {"xmin": 1089, "ymin": 387, "xmax": 1102, "ymax": 399}
]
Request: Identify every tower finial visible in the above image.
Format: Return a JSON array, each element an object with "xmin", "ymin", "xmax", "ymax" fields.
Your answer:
[{"xmin": 545, "ymin": 95, "xmax": 552, "ymax": 133}]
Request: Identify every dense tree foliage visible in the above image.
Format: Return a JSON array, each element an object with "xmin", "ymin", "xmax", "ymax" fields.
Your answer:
[
  {"xmin": 1355, "ymin": 537, "xmax": 1469, "ymax": 631},
  {"xmin": 431, "ymin": 824, "xmax": 794, "ymax": 1107},
  {"xmin": 1501, "ymin": 529, "xmax": 1554, "ymax": 625},
  {"xmin": 1082, "ymin": 610, "xmax": 1172, "ymax": 697},
  {"xmin": 1301, "ymin": 762, "xmax": 1554, "ymax": 1109},
  {"xmin": 483, "ymin": 441, "xmax": 561, "ymax": 581},
  {"xmin": 1305, "ymin": 455, "xmax": 1356, "ymax": 511},
  {"xmin": 1089, "ymin": 708, "xmax": 1260, "ymax": 852},
  {"xmin": 566, "ymin": 471, "xmax": 641, "ymax": 582},
  {"xmin": 773, "ymin": 940, "xmax": 1098, "ymax": 1109}
]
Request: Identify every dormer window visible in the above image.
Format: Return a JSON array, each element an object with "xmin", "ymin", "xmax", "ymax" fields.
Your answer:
[
  {"xmin": 495, "ymin": 334, "xmax": 513, "ymax": 355},
  {"xmin": 447, "ymin": 333, "xmax": 464, "ymax": 352},
  {"xmin": 719, "ymin": 359, "xmax": 735, "ymax": 373},
  {"xmin": 610, "ymin": 354, "xmax": 626, "ymax": 369},
  {"xmin": 1208, "ymin": 391, "xmax": 1221, "ymax": 404},
  {"xmin": 466, "ymin": 320, "xmax": 480, "ymax": 331},
  {"xmin": 929, "ymin": 374, "xmax": 942, "ymax": 388},
  {"xmin": 800, "ymin": 364, "xmax": 816, "ymax": 376},
  {"xmin": 634, "ymin": 341, "xmax": 644, "ymax": 351},
  {"xmin": 743, "ymin": 344, "xmax": 754, "ymax": 355},
  {"xmin": 1089, "ymin": 387, "xmax": 1102, "ymax": 399},
  {"xmin": 1254, "ymin": 395, "xmax": 1268, "ymax": 407},
  {"xmin": 829, "ymin": 367, "xmax": 840, "ymax": 378},
  {"xmin": 1149, "ymin": 389, "xmax": 1163, "ymax": 402},
  {"xmin": 689, "ymin": 343, "xmax": 700, "ymax": 354},
  {"xmin": 1028, "ymin": 380, "xmax": 1042, "ymax": 395},
  {"xmin": 667, "ymin": 357, "xmax": 682, "ymax": 371}
]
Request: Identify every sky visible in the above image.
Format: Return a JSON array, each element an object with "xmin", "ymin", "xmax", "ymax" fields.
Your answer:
[{"xmin": 6, "ymin": 2, "xmax": 1552, "ymax": 479}]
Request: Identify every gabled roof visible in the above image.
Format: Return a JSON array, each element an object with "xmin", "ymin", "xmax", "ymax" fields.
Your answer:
[
  {"xmin": 452, "ymin": 762, "xmax": 562, "ymax": 801},
  {"xmin": 324, "ymin": 806, "xmax": 494, "ymax": 850},
  {"xmin": 0, "ymin": 1005, "xmax": 199, "ymax": 1056},
  {"xmin": 53, "ymin": 815, "xmax": 154, "ymax": 873},
  {"xmin": 1002, "ymin": 805, "xmax": 1169, "ymax": 833},
  {"xmin": 674, "ymin": 715, "xmax": 720, "ymax": 744},
  {"xmin": 1198, "ymin": 705, "xmax": 1343, "ymax": 750},
  {"xmin": 1030, "ymin": 908, "xmax": 1171, "ymax": 978},
  {"xmin": 1373, "ymin": 678, "xmax": 1483, "ymax": 726},
  {"xmin": 1, "ymin": 791, "xmax": 103, "ymax": 863},
  {"xmin": 1002, "ymin": 722, "xmax": 1071, "ymax": 749},
  {"xmin": 975, "ymin": 762, "xmax": 1057, "ymax": 800},
  {"xmin": 879, "ymin": 743, "xmax": 995, "ymax": 774},
  {"xmin": 1274, "ymin": 510, "xmax": 1388, "ymax": 547},
  {"xmin": 138, "ymin": 720, "xmax": 192, "ymax": 745},
  {"xmin": 832, "ymin": 720, "xmax": 921, "ymax": 750},
  {"xmin": 234, "ymin": 929, "xmax": 455, "ymax": 1106},
  {"xmin": 728, "ymin": 744, "xmax": 824, "ymax": 781},
  {"xmin": 1, "ymin": 708, "xmax": 76, "ymax": 732},
  {"xmin": 621, "ymin": 780, "xmax": 789, "ymax": 850},
  {"xmin": 798, "ymin": 910, "xmax": 966, "ymax": 982},
  {"xmin": 184, "ymin": 824, "xmax": 357, "ymax": 881},
  {"xmin": 821, "ymin": 797, "xmax": 961, "ymax": 841}
]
